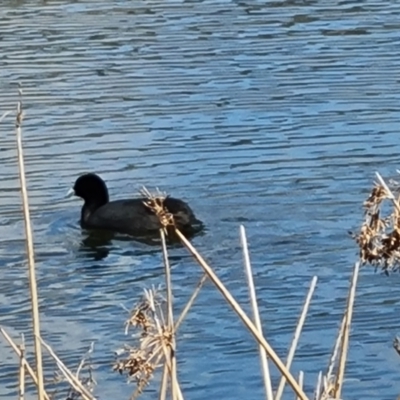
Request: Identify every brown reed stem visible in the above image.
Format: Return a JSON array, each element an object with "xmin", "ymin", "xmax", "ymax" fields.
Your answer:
[
  {"xmin": 19, "ymin": 335, "xmax": 26, "ymax": 400},
  {"xmin": 334, "ymin": 261, "xmax": 360, "ymax": 399},
  {"xmin": 15, "ymin": 98, "xmax": 45, "ymax": 400},
  {"xmin": 175, "ymin": 229, "xmax": 309, "ymax": 400},
  {"xmin": 39, "ymin": 337, "xmax": 96, "ymax": 400},
  {"xmin": 240, "ymin": 225, "xmax": 273, "ymax": 400},
  {"xmin": 275, "ymin": 276, "xmax": 317, "ymax": 400},
  {"xmin": 175, "ymin": 273, "xmax": 207, "ymax": 332},
  {"xmin": 160, "ymin": 229, "xmax": 182, "ymax": 400},
  {"xmin": 0, "ymin": 328, "xmax": 51, "ymax": 400}
]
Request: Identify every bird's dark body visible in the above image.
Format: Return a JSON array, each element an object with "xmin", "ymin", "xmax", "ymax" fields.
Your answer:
[{"xmin": 72, "ymin": 173, "xmax": 203, "ymax": 238}]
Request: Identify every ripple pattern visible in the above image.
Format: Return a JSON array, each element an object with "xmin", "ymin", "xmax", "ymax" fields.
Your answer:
[{"xmin": 1, "ymin": 1, "xmax": 400, "ymax": 399}]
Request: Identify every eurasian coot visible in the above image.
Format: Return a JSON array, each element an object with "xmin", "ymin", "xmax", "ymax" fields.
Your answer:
[{"xmin": 68, "ymin": 173, "xmax": 203, "ymax": 237}]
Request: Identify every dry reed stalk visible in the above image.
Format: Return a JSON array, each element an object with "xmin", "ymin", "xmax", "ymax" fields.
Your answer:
[
  {"xmin": 0, "ymin": 328, "xmax": 51, "ymax": 400},
  {"xmin": 160, "ymin": 229, "xmax": 181, "ymax": 400},
  {"xmin": 375, "ymin": 172, "xmax": 400, "ymax": 211},
  {"xmin": 141, "ymin": 187, "xmax": 207, "ymax": 333},
  {"xmin": 14, "ymin": 97, "xmax": 45, "ymax": 400},
  {"xmin": 317, "ymin": 314, "xmax": 346, "ymax": 400},
  {"xmin": 158, "ymin": 364, "xmax": 168, "ymax": 400},
  {"xmin": 151, "ymin": 326, "xmax": 183, "ymax": 400},
  {"xmin": 275, "ymin": 276, "xmax": 318, "ymax": 400},
  {"xmin": 334, "ymin": 261, "xmax": 360, "ymax": 399},
  {"xmin": 296, "ymin": 371, "xmax": 304, "ymax": 400},
  {"xmin": 175, "ymin": 273, "xmax": 207, "ymax": 332},
  {"xmin": 39, "ymin": 337, "xmax": 96, "ymax": 400},
  {"xmin": 19, "ymin": 335, "xmax": 26, "ymax": 400},
  {"xmin": 140, "ymin": 190, "xmax": 186, "ymax": 399},
  {"xmin": 240, "ymin": 225, "xmax": 273, "ymax": 400},
  {"xmin": 328, "ymin": 316, "xmax": 345, "ymax": 378},
  {"xmin": 325, "ymin": 313, "xmax": 346, "ymax": 384},
  {"xmin": 320, "ymin": 376, "xmax": 336, "ymax": 400},
  {"xmin": 375, "ymin": 172, "xmax": 400, "ymax": 239},
  {"xmin": 161, "ymin": 230, "xmax": 173, "ymax": 329},
  {"xmin": 65, "ymin": 341, "xmax": 97, "ymax": 399},
  {"xmin": 175, "ymin": 229, "xmax": 309, "ymax": 400},
  {"xmin": 314, "ymin": 371, "xmax": 322, "ymax": 400},
  {"xmin": 75, "ymin": 342, "xmax": 95, "ymax": 379}
]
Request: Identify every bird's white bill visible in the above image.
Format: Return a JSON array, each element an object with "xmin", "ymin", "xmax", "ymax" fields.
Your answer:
[{"xmin": 66, "ymin": 188, "xmax": 75, "ymax": 198}]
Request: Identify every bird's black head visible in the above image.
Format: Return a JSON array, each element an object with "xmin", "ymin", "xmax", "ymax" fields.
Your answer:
[{"xmin": 72, "ymin": 173, "xmax": 109, "ymax": 207}]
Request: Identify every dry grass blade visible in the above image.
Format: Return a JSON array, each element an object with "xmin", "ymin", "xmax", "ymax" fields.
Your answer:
[
  {"xmin": 0, "ymin": 328, "xmax": 51, "ymax": 400},
  {"xmin": 14, "ymin": 96, "xmax": 45, "ymax": 400},
  {"xmin": 175, "ymin": 273, "xmax": 207, "ymax": 332},
  {"xmin": 76, "ymin": 342, "xmax": 95, "ymax": 378},
  {"xmin": 19, "ymin": 334, "xmax": 26, "ymax": 400},
  {"xmin": 240, "ymin": 225, "xmax": 273, "ymax": 400},
  {"xmin": 0, "ymin": 109, "xmax": 12, "ymax": 123},
  {"xmin": 328, "ymin": 316, "xmax": 345, "ymax": 378},
  {"xmin": 320, "ymin": 376, "xmax": 336, "ymax": 400},
  {"xmin": 296, "ymin": 371, "xmax": 304, "ymax": 400},
  {"xmin": 275, "ymin": 276, "xmax": 318, "ymax": 400},
  {"xmin": 160, "ymin": 230, "xmax": 173, "ymax": 328},
  {"xmin": 175, "ymin": 229, "xmax": 309, "ymax": 400},
  {"xmin": 375, "ymin": 172, "xmax": 399, "ymax": 207},
  {"xmin": 39, "ymin": 337, "xmax": 96, "ymax": 400},
  {"xmin": 314, "ymin": 371, "xmax": 322, "ymax": 400},
  {"xmin": 61, "ymin": 342, "xmax": 97, "ymax": 399},
  {"xmin": 325, "ymin": 313, "xmax": 346, "ymax": 388},
  {"xmin": 334, "ymin": 261, "xmax": 360, "ymax": 399}
]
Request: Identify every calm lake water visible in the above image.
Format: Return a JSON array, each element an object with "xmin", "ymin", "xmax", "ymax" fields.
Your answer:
[{"xmin": 1, "ymin": 0, "xmax": 400, "ymax": 399}]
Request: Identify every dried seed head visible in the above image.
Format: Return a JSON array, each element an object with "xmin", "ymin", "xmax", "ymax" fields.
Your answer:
[
  {"xmin": 354, "ymin": 177, "xmax": 400, "ymax": 273},
  {"xmin": 140, "ymin": 186, "xmax": 175, "ymax": 232},
  {"xmin": 115, "ymin": 287, "xmax": 170, "ymax": 393}
]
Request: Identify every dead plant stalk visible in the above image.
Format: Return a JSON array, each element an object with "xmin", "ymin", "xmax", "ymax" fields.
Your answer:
[
  {"xmin": 15, "ymin": 99, "xmax": 45, "ymax": 400},
  {"xmin": 160, "ymin": 229, "xmax": 182, "ymax": 400},
  {"xmin": 297, "ymin": 371, "xmax": 304, "ymax": 400},
  {"xmin": 375, "ymin": 172, "xmax": 400, "ymax": 212},
  {"xmin": 175, "ymin": 229, "xmax": 309, "ymax": 400},
  {"xmin": 327, "ymin": 313, "xmax": 346, "ymax": 381},
  {"xmin": 39, "ymin": 337, "xmax": 96, "ymax": 400},
  {"xmin": 240, "ymin": 225, "xmax": 273, "ymax": 400},
  {"xmin": 315, "ymin": 371, "xmax": 322, "ymax": 400},
  {"xmin": 175, "ymin": 273, "xmax": 207, "ymax": 332},
  {"xmin": 19, "ymin": 335, "xmax": 26, "ymax": 400},
  {"xmin": 0, "ymin": 328, "xmax": 51, "ymax": 400},
  {"xmin": 158, "ymin": 364, "xmax": 168, "ymax": 400},
  {"xmin": 275, "ymin": 276, "xmax": 318, "ymax": 400},
  {"xmin": 334, "ymin": 261, "xmax": 360, "ymax": 399}
]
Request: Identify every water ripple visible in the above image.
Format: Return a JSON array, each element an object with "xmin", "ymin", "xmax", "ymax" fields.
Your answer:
[{"xmin": 1, "ymin": 1, "xmax": 400, "ymax": 399}]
